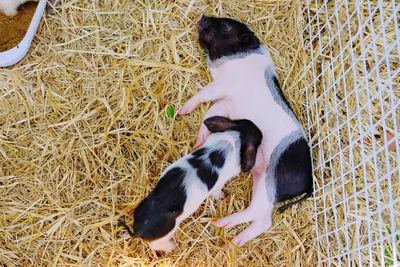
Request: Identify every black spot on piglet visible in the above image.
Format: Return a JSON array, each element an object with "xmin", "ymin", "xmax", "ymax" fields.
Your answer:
[
  {"xmin": 209, "ymin": 150, "xmax": 226, "ymax": 168},
  {"xmin": 187, "ymin": 149, "xmax": 223, "ymax": 190},
  {"xmin": 196, "ymin": 165, "xmax": 218, "ymax": 190},
  {"xmin": 188, "ymin": 157, "xmax": 202, "ymax": 169},
  {"xmin": 275, "ymin": 137, "xmax": 313, "ymax": 202},
  {"xmin": 192, "ymin": 147, "xmax": 208, "ymax": 157}
]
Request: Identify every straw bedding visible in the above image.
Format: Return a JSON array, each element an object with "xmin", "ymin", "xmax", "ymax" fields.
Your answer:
[{"xmin": 0, "ymin": 0, "xmax": 398, "ymax": 266}]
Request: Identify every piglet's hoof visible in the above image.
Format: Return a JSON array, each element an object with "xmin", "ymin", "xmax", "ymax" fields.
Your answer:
[{"xmin": 149, "ymin": 240, "xmax": 177, "ymax": 253}]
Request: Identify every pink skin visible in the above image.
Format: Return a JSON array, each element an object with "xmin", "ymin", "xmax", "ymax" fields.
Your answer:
[
  {"xmin": 194, "ymin": 100, "xmax": 229, "ymax": 148},
  {"xmin": 179, "ymin": 49, "xmax": 298, "ymax": 247}
]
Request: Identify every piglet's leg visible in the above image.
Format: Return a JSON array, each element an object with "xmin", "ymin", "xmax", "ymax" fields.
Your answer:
[
  {"xmin": 229, "ymin": 149, "xmax": 274, "ymax": 247},
  {"xmin": 148, "ymin": 230, "xmax": 177, "ymax": 252},
  {"xmin": 178, "ymin": 81, "xmax": 225, "ymax": 115},
  {"xmin": 212, "ymin": 148, "xmax": 269, "ymax": 229},
  {"xmin": 194, "ymin": 100, "xmax": 229, "ymax": 148},
  {"xmin": 212, "ymin": 173, "xmax": 270, "ymax": 229},
  {"xmin": 230, "ymin": 213, "xmax": 272, "ymax": 248},
  {"xmin": 149, "ymin": 237, "xmax": 176, "ymax": 253},
  {"xmin": 215, "ymin": 173, "xmax": 274, "ymax": 247}
]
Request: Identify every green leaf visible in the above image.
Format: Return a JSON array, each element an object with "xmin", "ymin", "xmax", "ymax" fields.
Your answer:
[{"xmin": 166, "ymin": 105, "xmax": 175, "ymax": 118}]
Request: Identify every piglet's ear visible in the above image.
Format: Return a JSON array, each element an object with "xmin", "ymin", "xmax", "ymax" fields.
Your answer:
[
  {"xmin": 204, "ymin": 116, "xmax": 236, "ymax": 133},
  {"xmin": 240, "ymin": 34, "xmax": 252, "ymax": 45},
  {"xmin": 240, "ymin": 143, "xmax": 257, "ymax": 172},
  {"xmin": 240, "ymin": 33, "xmax": 259, "ymax": 49}
]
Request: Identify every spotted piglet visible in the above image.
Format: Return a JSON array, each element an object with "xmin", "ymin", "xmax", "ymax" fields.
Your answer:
[{"xmin": 118, "ymin": 116, "xmax": 262, "ymax": 252}]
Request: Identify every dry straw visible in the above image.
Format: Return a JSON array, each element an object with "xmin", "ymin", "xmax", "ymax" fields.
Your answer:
[{"xmin": 0, "ymin": 0, "xmax": 397, "ymax": 266}]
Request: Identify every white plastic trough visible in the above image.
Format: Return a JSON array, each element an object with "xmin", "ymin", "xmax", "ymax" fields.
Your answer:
[{"xmin": 0, "ymin": 0, "xmax": 47, "ymax": 67}]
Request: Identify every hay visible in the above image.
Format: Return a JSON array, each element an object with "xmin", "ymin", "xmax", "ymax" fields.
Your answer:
[{"xmin": 0, "ymin": 0, "xmax": 397, "ymax": 266}]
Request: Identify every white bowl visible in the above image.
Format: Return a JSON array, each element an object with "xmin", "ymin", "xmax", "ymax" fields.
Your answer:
[{"xmin": 0, "ymin": 0, "xmax": 48, "ymax": 67}]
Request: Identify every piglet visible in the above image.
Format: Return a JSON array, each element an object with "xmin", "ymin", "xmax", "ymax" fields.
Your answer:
[{"xmin": 118, "ymin": 116, "xmax": 262, "ymax": 252}]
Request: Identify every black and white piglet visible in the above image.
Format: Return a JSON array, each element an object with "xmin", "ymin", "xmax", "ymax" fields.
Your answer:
[
  {"xmin": 118, "ymin": 116, "xmax": 262, "ymax": 252},
  {"xmin": 179, "ymin": 16, "xmax": 313, "ymax": 247}
]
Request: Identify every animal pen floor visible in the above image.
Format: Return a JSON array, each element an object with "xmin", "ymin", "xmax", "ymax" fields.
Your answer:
[{"xmin": 0, "ymin": 0, "xmax": 398, "ymax": 266}]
